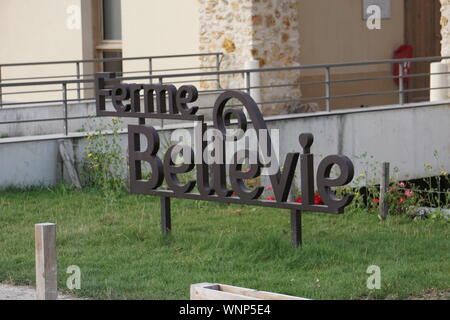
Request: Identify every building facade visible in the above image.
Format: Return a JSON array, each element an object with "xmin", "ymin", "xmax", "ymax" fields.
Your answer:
[{"xmin": 0, "ymin": 0, "xmax": 445, "ymax": 113}]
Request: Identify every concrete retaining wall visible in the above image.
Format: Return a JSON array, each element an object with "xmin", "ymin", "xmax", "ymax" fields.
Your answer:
[
  {"xmin": 0, "ymin": 92, "xmax": 219, "ymax": 137},
  {"xmin": 0, "ymin": 103, "xmax": 449, "ymax": 188}
]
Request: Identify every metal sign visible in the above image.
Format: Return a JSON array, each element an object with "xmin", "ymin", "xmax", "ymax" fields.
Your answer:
[{"xmin": 95, "ymin": 73, "xmax": 355, "ymax": 247}]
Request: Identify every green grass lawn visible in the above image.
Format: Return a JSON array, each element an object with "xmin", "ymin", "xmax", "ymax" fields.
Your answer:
[{"xmin": 0, "ymin": 187, "xmax": 448, "ymax": 300}]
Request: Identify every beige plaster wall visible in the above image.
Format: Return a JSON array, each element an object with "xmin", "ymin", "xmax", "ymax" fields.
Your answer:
[
  {"xmin": 298, "ymin": 0, "xmax": 405, "ymax": 109},
  {"xmin": 0, "ymin": 0, "xmax": 84, "ymax": 102},
  {"xmin": 298, "ymin": 0, "xmax": 405, "ymax": 73},
  {"xmin": 121, "ymin": 0, "xmax": 201, "ymax": 84}
]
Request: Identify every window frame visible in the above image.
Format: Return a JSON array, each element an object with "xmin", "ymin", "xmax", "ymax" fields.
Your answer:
[{"xmin": 93, "ymin": 0, "xmax": 123, "ymax": 72}]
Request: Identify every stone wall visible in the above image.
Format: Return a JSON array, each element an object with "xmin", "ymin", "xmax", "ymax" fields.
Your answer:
[
  {"xmin": 440, "ymin": 0, "xmax": 450, "ymax": 99},
  {"xmin": 441, "ymin": 0, "xmax": 450, "ymax": 57},
  {"xmin": 198, "ymin": 0, "xmax": 301, "ymax": 115}
]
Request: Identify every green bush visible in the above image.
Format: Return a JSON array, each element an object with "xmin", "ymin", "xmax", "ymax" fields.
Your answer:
[{"xmin": 81, "ymin": 117, "xmax": 126, "ymax": 195}]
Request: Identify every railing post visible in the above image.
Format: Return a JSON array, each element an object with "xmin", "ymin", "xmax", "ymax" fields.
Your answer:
[
  {"xmin": 159, "ymin": 77, "xmax": 164, "ymax": 128},
  {"xmin": 62, "ymin": 83, "xmax": 68, "ymax": 136},
  {"xmin": 148, "ymin": 58, "xmax": 153, "ymax": 84},
  {"xmin": 216, "ymin": 53, "xmax": 221, "ymax": 89},
  {"xmin": 243, "ymin": 71, "xmax": 251, "ymax": 117},
  {"xmin": 245, "ymin": 60, "xmax": 261, "ymax": 107},
  {"xmin": 379, "ymin": 162, "xmax": 390, "ymax": 220},
  {"xmin": 245, "ymin": 71, "xmax": 251, "ymax": 94},
  {"xmin": 0, "ymin": 65, "xmax": 3, "ymax": 108},
  {"xmin": 399, "ymin": 63, "xmax": 405, "ymax": 105},
  {"xmin": 325, "ymin": 66, "xmax": 331, "ymax": 112},
  {"xmin": 76, "ymin": 62, "xmax": 81, "ymax": 101}
]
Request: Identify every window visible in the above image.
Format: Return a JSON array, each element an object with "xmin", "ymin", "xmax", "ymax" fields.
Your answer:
[
  {"xmin": 95, "ymin": 0, "xmax": 123, "ymax": 75},
  {"xmin": 102, "ymin": 0, "xmax": 122, "ymax": 41},
  {"xmin": 102, "ymin": 51, "xmax": 123, "ymax": 76}
]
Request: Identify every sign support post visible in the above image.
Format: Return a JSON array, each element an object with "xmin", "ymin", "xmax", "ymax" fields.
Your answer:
[
  {"xmin": 290, "ymin": 210, "xmax": 302, "ymax": 248},
  {"xmin": 161, "ymin": 196, "xmax": 171, "ymax": 235}
]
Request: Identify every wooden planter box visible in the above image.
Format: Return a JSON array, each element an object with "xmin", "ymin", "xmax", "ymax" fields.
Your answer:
[{"xmin": 190, "ymin": 283, "xmax": 308, "ymax": 300}]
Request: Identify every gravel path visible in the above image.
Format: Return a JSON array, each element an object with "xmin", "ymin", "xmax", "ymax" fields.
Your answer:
[
  {"xmin": 1, "ymin": 283, "xmax": 447, "ymax": 300},
  {"xmin": 0, "ymin": 284, "xmax": 79, "ymax": 300}
]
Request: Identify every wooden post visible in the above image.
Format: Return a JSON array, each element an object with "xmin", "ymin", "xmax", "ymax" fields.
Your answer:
[
  {"xmin": 35, "ymin": 223, "xmax": 57, "ymax": 300},
  {"xmin": 58, "ymin": 140, "xmax": 82, "ymax": 189},
  {"xmin": 190, "ymin": 282, "xmax": 308, "ymax": 300},
  {"xmin": 160, "ymin": 196, "xmax": 171, "ymax": 235},
  {"xmin": 379, "ymin": 162, "xmax": 390, "ymax": 220},
  {"xmin": 290, "ymin": 210, "xmax": 302, "ymax": 248}
]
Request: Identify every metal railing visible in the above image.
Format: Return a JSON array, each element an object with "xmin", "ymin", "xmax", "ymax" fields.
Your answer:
[
  {"xmin": 0, "ymin": 52, "xmax": 223, "ymax": 106},
  {"xmin": 1, "ymin": 55, "xmax": 450, "ymax": 137}
]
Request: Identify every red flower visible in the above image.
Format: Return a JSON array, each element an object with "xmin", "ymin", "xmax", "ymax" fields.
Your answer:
[
  {"xmin": 314, "ymin": 193, "xmax": 324, "ymax": 205},
  {"xmin": 266, "ymin": 196, "xmax": 275, "ymax": 201},
  {"xmin": 295, "ymin": 196, "xmax": 302, "ymax": 203},
  {"xmin": 372, "ymin": 198, "xmax": 380, "ymax": 203},
  {"xmin": 397, "ymin": 197, "xmax": 406, "ymax": 204},
  {"xmin": 265, "ymin": 185, "xmax": 273, "ymax": 190},
  {"xmin": 404, "ymin": 190, "xmax": 414, "ymax": 197}
]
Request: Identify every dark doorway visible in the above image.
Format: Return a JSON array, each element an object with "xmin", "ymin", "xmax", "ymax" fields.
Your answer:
[{"xmin": 404, "ymin": 0, "xmax": 441, "ymax": 102}]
